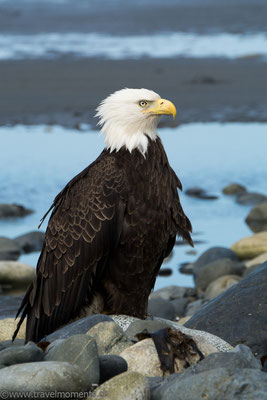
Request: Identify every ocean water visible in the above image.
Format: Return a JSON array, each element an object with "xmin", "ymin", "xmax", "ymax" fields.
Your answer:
[
  {"xmin": 0, "ymin": 123, "xmax": 266, "ymax": 289},
  {"xmin": 0, "ymin": 32, "xmax": 266, "ymax": 60}
]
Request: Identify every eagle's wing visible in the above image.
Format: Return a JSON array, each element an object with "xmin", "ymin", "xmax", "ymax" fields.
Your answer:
[
  {"xmin": 170, "ymin": 167, "xmax": 193, "ymax": 247},
  {"xmin": 13, "ymin": 153, "xmax": 127, "ymax": 343}
]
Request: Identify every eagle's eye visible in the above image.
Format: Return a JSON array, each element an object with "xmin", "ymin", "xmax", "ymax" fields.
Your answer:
[{"xmin": 139, "ymin": 100, "xmax": 147, "ymax": 108}]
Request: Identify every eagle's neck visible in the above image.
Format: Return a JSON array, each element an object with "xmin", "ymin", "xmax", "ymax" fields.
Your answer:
[{"xmin": 102, "ymin": 117, "xmax": 159, "ymax": 157}]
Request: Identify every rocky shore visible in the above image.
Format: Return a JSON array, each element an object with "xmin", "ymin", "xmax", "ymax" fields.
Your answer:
[{"xmin": 0, "ymin": 183, "xmax": 267, "ymax": 398}]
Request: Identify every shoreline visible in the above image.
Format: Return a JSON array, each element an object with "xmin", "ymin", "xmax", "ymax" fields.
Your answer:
[{"xmin": 1, "ymin": 57, "xmax": 267, "ymax": 128}]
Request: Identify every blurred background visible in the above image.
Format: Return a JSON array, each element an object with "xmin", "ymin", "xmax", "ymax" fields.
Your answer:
[{"xmin": 0, "ymin": 0, "xmax": 267, "ymax": 302}]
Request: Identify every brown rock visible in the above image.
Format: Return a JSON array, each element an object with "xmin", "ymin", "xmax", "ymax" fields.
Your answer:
[{"xmin": 231, "ymin": 232, "xmax": 267, "ymax": 259}]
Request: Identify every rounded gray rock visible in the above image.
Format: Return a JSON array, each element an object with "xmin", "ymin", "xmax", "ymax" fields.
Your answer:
[
  {"xmin": 223, "ymin": 183, "xmax": 247, "ymax": 195},
  {"xmin": 0, "ymin": 342, "xmax": 44, "ymax": 369},
  {"xmin": 193, "ymin": 247, "xmax": 238, "ymax": 273},
  {"xmin": 236, "ymin": 192, "xmax": 267, "ymax": 206},
  {"xmin": 99, "ymin": 354, "xmax": 128, "ymax": 384},
  {"xmin": 0, "ymin": 237, "xmax": 21, "ymax": 261},
  {"xmin": 151, "ymin": 368, "xmax": 267, "ymax": 400},
  {"xmin": 14, "ymin": 231, "xmax": 45, "ymax": 253},
  {"xmin": 148, "ymin": 298, "xmax": 175, "ymax": 320},
  {"xmin": 184, "ymin": 344, "xmax": 261, "ymax": 374},
  {"xmin": 185, "ymin": 187, "xmax": 218, "ymax": 200},
  {"xmin": 94, "ymin": 371, "xmax": 150, "ymax": 400},
  {"xmin": 185, "ymin": 263, "xmax": 267, "ymax": 358},
  {"xmin": 170, "ymin": 298, "xmax": 190, "ymax": 317},
  {"xmin": 45, "ymin": 334, "xmax": 99, "ymax": 385},
  {"xmin": 0, "ymin": 204, "xmax": 33, "ymax": 219},
  {"xmin": 0, "ymin": 262, "xmax": 35, "ymax": 288},
  {"xmin": 194, "ymin": 258, "xmax": 245, "ymax": 291},
  {"xmin": 150, "ymin": 286, "xmax": 196, "ymax": 301},
  {"xmin": 0, "ymin": 339, "xmax": 25, "ymax": 352},
  {"xmin": 246, "ymin": 201, "xmax": 267, "ymax": 233},
  {"xmin": 0, "ymin": 361, "xmax": 89, "ymax": 392}
]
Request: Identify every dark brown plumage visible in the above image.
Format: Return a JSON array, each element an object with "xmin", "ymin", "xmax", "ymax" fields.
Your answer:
[{"xmin": 14, "ymin": 136, "xmax": 192, "ymax": 343}]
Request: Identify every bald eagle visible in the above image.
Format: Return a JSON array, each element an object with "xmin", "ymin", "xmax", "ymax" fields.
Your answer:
[{"xmin": 14, "ymin": 88, "xmax": 193, "ymax": 343}]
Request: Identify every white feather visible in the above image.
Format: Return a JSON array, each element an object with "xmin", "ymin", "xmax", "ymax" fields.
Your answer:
[{"xmin": 95, "ymin": 88, "xmax": 161, "ymax": 156}]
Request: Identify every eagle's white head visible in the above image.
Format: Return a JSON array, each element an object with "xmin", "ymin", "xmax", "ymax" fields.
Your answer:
[{"xmin": 95, "ymin": 88, "xmax": 176, "ymax": 156}]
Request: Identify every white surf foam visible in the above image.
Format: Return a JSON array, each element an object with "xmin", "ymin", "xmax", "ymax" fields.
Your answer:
[{"xmin": 0, "ymin": 32, "xmax": 266, "ymax": 60}]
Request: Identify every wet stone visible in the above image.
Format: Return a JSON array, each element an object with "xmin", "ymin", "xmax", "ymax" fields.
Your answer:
[
  {"xmin": 14, "ymin": 231, "xmax": 45, "ymax": 253},
  {"xmin": 151, "ymin": 368, "xmax": 267, "ymax": 400},
  {"xmin": 179, "ymin": 263, "xmax": 194, "ymax": 275},
  {"xmin": 0, "ymin": 342, "xmax": 44, "ymax": 369},
  {"xmin": 185, "ymin": 187, "xmax": 218, "ymax": 200},
  {"xmin": 0, "ymin": 204, "xmax": 33, "ymax": 219},
  {"xmin": 236, "ymin": 192, "xmax": 267, "ymax": 206},
  {"xmin": 0, "ymin": 237, "xmax": 21, "ymax": 261},
  {"xmin": 99, "ymin": 354, "xmax": 128, "ymax": 384},
  {"xmin": 148, "ymin": 298, "xmax": 175, "ymax": 320},
  {"xmin": 246, "ymin": 202, "xmax": 267, "ymax": 233},
  {"xmin": 185, "ymin": 263, "xmax": 267, "ymax": 358},
  {"xmin": 194, "ymin": 257, "xmax": 245, "ymax": 291},
  {"xmin": 222, "ymin": 183, "xmax": 247, "ymax": 195},
  {"xmin": 45, "ymin": 334, "xmax": 100, "ymax": 385},
  {"xmin": 170, "ymin": 298, "xmax": 190, "ymax": 317},
  {"xmin": 193, "ymin": 247, "xmax": 239, "ymax": 272}
]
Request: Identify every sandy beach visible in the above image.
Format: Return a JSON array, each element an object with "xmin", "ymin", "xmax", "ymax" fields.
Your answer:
[
  {"xmin": 1, "ymin": 57, "xmax": 267, "ymax": 127},
  {"xmin": 0, "ymin": 0, "xmax": 266, "ymax": 127}
]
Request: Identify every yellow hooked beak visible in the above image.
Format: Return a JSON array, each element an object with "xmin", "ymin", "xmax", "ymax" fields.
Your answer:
[{"xmin": 143, "ymin": 98, "xmax": 176, "ymax": 119}]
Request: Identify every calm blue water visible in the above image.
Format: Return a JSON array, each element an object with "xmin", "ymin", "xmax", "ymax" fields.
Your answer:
[{"xmin": 1, "ymin": 123, "xmax": 266, "ymax": 289}]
